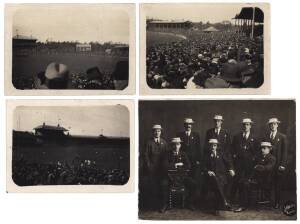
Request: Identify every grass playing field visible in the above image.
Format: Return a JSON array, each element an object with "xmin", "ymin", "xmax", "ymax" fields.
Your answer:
[{"xmin": 146, "ymin": 31, "xmax": 186, "ymax": 46}]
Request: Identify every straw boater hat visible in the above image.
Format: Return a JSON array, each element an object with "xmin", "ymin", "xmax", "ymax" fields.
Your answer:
[
  {"xmin": 242, "ymin": 118, "xmax": 254, "ymax": 124},
  {"xmin": 152, "ymin": 124, "xmax": 162, "ymax": 129},
  {"xmin": 45, "ymin": 62, "xmax": 69, "ymax": 80},
  {"xmin": 171, "ymin": 137, "xmax": 182, "ymax": 144},
  {"xmin": 213, "ymin": 115, "xmax": 224, "ymax": 121},
  {"xmin": 260, "ymin": 142, "xmax": 272, "ymax": 148},
  {"xmin": 184, "ymin": 118, "xmax": 194, "ymax": 124},
  {"xmin": 208, "ymin": 139, "xmax": 219, "ymax": 144},
  {"xmin": 268, "ymin": 118, "xmax": 281, "ymax": 124}
]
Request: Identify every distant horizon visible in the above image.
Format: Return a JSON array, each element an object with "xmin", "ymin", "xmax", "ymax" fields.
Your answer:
[{"xmin": 14, "ymin": 106, "xmax": 130, "ymax": 138}]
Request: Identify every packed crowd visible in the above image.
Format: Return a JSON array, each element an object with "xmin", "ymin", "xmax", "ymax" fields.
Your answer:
[
  {"xmin": 12, "ymin": 158, "xmax": 129, "ymax": 186},
  {"xmin": 146, "ymin": 31, "xmax": 264, "ymax": 89}
]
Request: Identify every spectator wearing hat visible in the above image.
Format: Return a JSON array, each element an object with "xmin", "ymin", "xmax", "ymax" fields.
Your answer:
[
  {"xmin": 203, "ymin": 139, "xmax": 235, "ymax": 215},
  {"xmin": 231, "ymin": 118, "xmax": 259, "ymax": 211},
  {"xmin": 160, "ymin": 137, "xmax": 196, "ymax": 213},
  {"xmin": 265, "ymin": 118, "xmax": 288, "ymax": 209},
  {"xmin": 34, "ymin": 62, "xmax": 71, "ymax": 89},
  {"xmin": 144, "ymin": 124, "xmax": 168, "ymax": 210}
]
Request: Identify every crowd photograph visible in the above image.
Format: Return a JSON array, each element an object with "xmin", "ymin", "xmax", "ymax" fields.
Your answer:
[
  {"xmin": 9, "ymin": 4, "xmax": 132, "ymax": 90},
  {"xmin": 10, "ymin": 104, "xmax": 130, "ymax": 187},
  {"xmin": 143, "ymin": 4, "xmax": 267, "ymax": 90},
  {"xmin": 139, "ymin": 100, "xmax": 296, "ymax": 220}
]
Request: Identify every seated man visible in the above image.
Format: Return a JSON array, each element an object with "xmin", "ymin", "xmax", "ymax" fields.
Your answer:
[
  {"xmin": 160, "ymin": 137, "xmax": 196, "ymax": 213},
  {"xmin": 234, "ymin": 141, "xmax": 276, "ymax": 212},
  {"xmin": 203, "ymin": 139, "xmax": 235, "ymax": 215},
  {"xmin": 253, "ymin": 141, "xmax": 276, "ymax": 204}
]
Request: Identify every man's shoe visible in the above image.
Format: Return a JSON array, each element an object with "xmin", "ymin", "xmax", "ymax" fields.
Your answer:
[
  {"xmin": 188, "ymin": 204, "xmax": 196, "ymax": 211},
  {"xmin": 273, "ymin": 203, "xmax": 280, "ymax": 209},
  {"xmin": 159, "ymin": 204, "xmax": 168, "ymax": 213},
  {"xmin": 234, "ymin": 207, "xmax": 246, "ymax": 212}
]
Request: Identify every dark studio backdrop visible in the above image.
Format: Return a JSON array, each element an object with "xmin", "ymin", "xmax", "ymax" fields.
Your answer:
[{"xmin": 139, "ymin": 100, "xmax": 296, "ymax": 209}]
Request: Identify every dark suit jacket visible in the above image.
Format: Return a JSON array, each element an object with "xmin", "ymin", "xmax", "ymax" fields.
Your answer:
[
  {"xmin": 144, "ymin": 137, "xmax": 168, "ymax": 175},
  {"xmin": 203, "ymin": 149, "xmax": 234, "ymax": 185},
  {"xmin": 176, "ymin": 131, "xmax": 201, "ymax": 164},
  {"xmin": 265, "ymin": 131, "xmax": 288, "ymax": 168},
  {"xmin": 232, "ymin": 132, "xmax": 259, "ymax": 178},
  {"xmin": 254, "ymin": 153, "xmax": 276, "ymax": 188},
  {"xmin": 204, "ymin": 128, "xmax": 232, "ymax": 156},
  {"xmin": 163, "ymin": 149, "xmax": 191, "ymax": 172}
]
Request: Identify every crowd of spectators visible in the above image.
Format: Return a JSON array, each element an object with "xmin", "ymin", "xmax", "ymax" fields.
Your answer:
[
  {"xmin": 12, "ymin": 157, "xmax": 129, "ymax": 186},
  {"xmin": 146, "ymin": 31, "xmax": 264, "ymax": 89}
]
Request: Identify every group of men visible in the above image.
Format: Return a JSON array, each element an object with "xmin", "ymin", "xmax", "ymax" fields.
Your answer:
[
  {"xmin": 146, "ymin": 31, "xmax": 264, "ymax": 89},
  {"xmin": 143, "ymin": 115, "xmax": 287, "ymax": 214}
]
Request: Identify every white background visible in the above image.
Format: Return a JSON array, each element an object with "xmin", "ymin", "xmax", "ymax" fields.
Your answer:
[{"xmin": 0, "ymin": 0, "xmax": 299, "ymax": 223}]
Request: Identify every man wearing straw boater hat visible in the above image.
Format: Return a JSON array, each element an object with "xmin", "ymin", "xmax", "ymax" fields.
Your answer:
[
  {"xmin": 176, "ymin": 118, "xmax": 201, "ymax": 177},
  {"xmin": 231, "ymin": 118, "xmax": 259, "ymax": 211},
  {"xmin": 144, "ymin": 124, "xmax": 168, "ymax": 210},
  {"xmin": 204, "ymin": 114, "xmax": 232, "ymax": 156},
  {"xmin": 34, "ymin": 62, "xmax": 71, "ymax": 89},
  {"xmin": 234, "ymin": 141, "xmax": 276, "ymax": 212},
  {"xmin": 160, "ymin": 137, "xmax": 196, "ymax": 213},
  {"xmin": 203, "ymin": 139, "xmax": 235, "ymax": 215},
  {"xmin": 265, "ymin": 117, "xmax": 288, "ymax": 209}
]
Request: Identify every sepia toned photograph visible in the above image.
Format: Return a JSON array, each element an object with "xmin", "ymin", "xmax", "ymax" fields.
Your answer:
[
  {"xmin": 5, "ymin": 4, "xmax": 135, "ymax": 95},
  {"xmin": 139, "ymin": 100, "xmax": 296, "ymax": 220},
  {"xmin": 140, "ymin": 3, "xmax": 270, "ymax": 95},
  {"xmin": 7, "ymin": 100, "xmax": 134, "ymax": 193}
]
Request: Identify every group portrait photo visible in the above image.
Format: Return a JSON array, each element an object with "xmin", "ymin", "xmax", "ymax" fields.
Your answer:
[{"xmin": 139, "ymin": 100, "xmax": 296, "ymax": 220}]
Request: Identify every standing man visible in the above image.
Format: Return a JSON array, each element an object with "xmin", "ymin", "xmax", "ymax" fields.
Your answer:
[
  {"xmin": 204, "ymin": 114, "xmax": 232, "ymax": 156},
  {"xmin": 265, "ymin": 118, "xmax": 288, "ymax": 209},
  {"xmin": 176, "ymin": 118, "xmax": 202, "ymax": 208},
  {"xmin": 144, "ymin": 124, "xmax": 168, "ymax": 210},
  {"xmin": 176, "ymin": 118, "xmax": 201, "ymax": 177},
  {"xmin": 231, "ymin": 118, "xmax": 259, "ymax": 211}
]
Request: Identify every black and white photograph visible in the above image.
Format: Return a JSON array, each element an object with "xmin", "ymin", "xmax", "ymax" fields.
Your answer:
[
  {"xmin": 140, "ymin": 3, "xmax": 270, "ymax": 95},
  {"xmin": 6, "ymin": 100, "xmax": 134, "ymax": 192},
  {"xmin": 5, "ymin": 4, "xmax": 135, "ymax": 95},
  {"xmin": 139, "ymin": 100, "xmax": 296, "ymax": 220}
]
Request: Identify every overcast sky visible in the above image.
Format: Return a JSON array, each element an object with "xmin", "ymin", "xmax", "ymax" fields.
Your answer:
[
  {"xmin": 13, "ymin": 5, "xmax": 129, "ymax": 43},
  {"xmin": 146, "ymin": 4, "xmax": 245, "ymax": 23},
  {"xmin": 14, "ymin": 106, "xmax": 130, "ymax": 137}
]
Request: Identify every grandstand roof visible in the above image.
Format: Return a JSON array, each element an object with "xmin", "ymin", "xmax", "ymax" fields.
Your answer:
[
  {"xmin": 234, "ymin": 7, "xmax": 264, "ymax": 23},
  {"xmin": 203, "ymin": 26, "xmax": 219, "ymax": 32},
  {"xmin": 149, "ymin": 20, "xmax": 190, "ymax": 24},
  {"xmin": 13, "ymin": 34, "xmax": 37, "ymax": 41},
  {"xmin": 34, "ymin": 124, "xmax": 68, "ymax": 131}
]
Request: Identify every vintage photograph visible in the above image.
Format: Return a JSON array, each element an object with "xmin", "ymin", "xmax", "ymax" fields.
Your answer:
[
  {"xmin": 139, "ymin": 100, "xmax": 296, "ymax": 220},
  {"xmin": 7, "ymin": 100, "xmax": 134, "ymax": 192},
  {"xmin": 5, "ymin": 4, "xmax": 135, "ymax": 95},
  {"xmin": 140, "ymin": 3, "xmax": 270, "ymax": 95}
]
